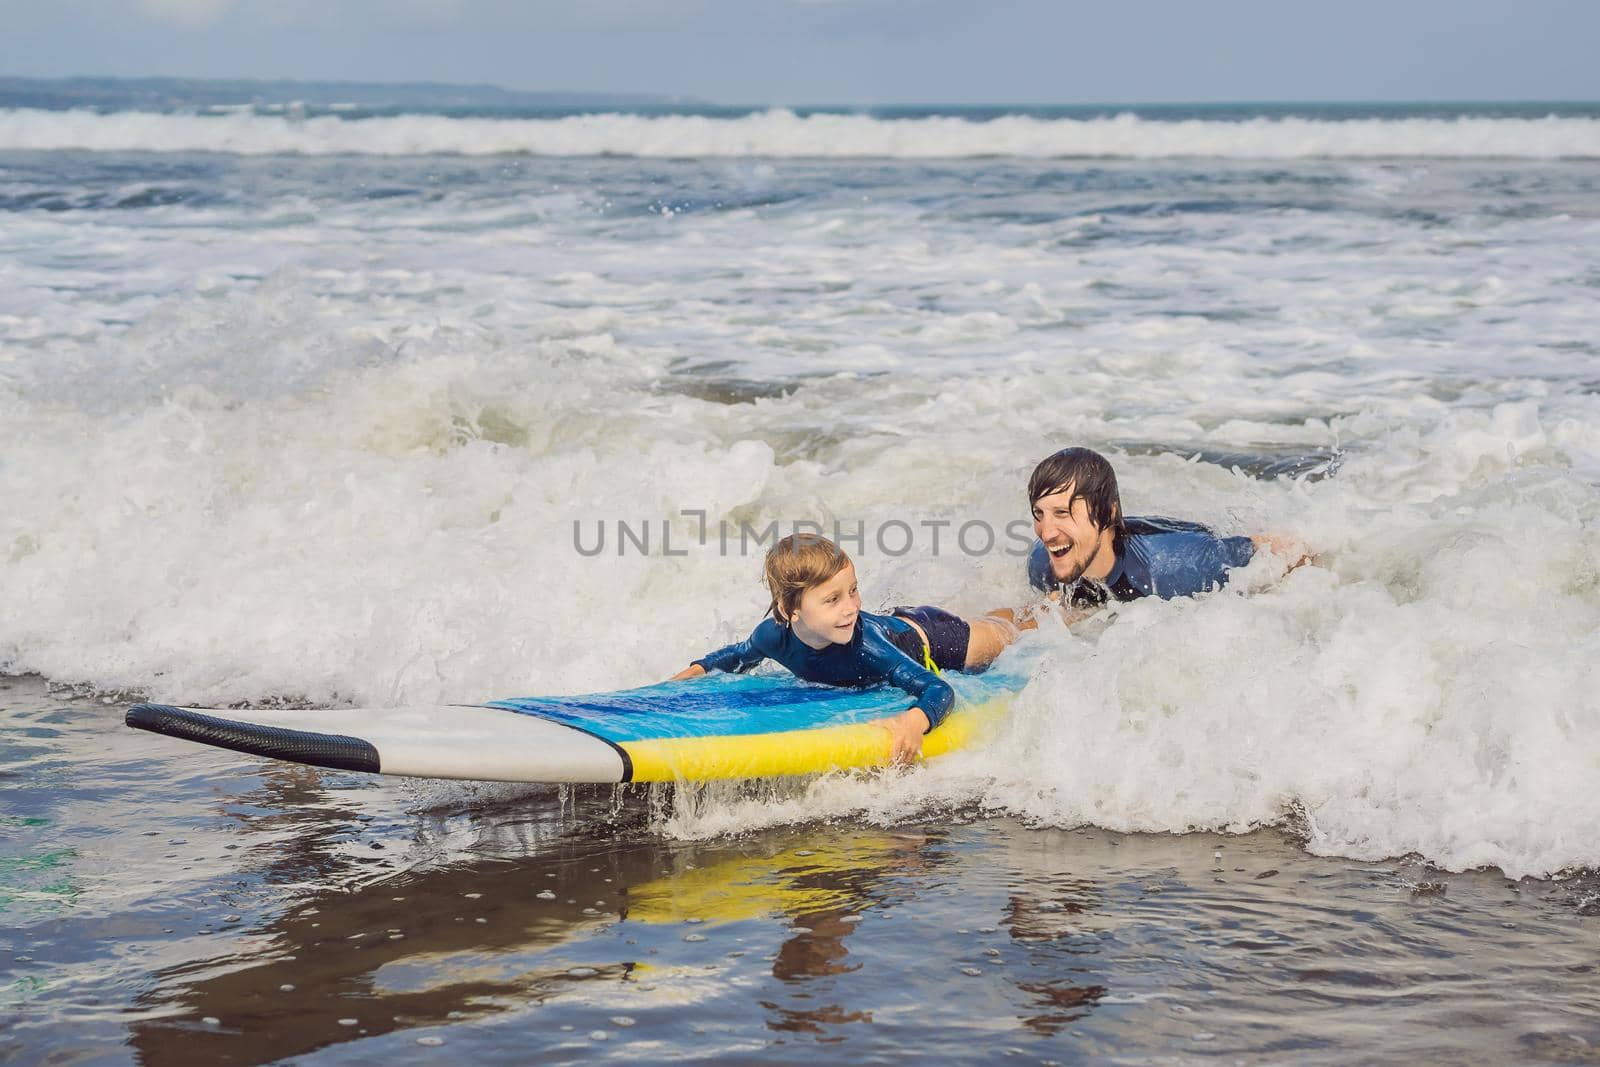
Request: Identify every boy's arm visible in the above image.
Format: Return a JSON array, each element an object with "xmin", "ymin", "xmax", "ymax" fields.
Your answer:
[
  {"xmin": 670, "ymin": 622, "xmax": 773, "ymax": 681},
  {"xmin": 884, "ymin": 664, "xmax": 955, "ymax": 731},
  {"xmin": 668, "ymin": 644, "xmax": 753, "ymax": 682},
  {"xmin": 857, "ymin": 624, "xmax": 956, "ymax": 762},
  {"xmin": 876, "ymin": 665, "xmax": 952, "ymax": 766}
]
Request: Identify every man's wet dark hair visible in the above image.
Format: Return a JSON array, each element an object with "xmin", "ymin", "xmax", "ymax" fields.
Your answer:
[{"xmin": 1027, "ymin": 447, "xmax": 1124, "ymax": 534}]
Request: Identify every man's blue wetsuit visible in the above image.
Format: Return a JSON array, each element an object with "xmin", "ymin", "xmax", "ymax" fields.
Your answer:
[
  {"xmin": 693, "ymin": 612, "xmax": 955, "ymax": 730},
  {"xmin": 1028, "ymin": 516, "xmax": 1255, "ymax": 604}
]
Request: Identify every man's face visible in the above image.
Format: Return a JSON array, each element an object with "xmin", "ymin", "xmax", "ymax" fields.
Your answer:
[{"xmin": 1031, "ymin": 487, "xmax": 1104, "ymax": 584}]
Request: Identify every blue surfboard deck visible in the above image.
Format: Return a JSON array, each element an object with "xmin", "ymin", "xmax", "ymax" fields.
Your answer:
[{"xmin": 486, "ymin": 663, "xmax": 1025, "ymax": 743}]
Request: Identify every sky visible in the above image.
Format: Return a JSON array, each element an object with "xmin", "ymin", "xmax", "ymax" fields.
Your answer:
[{"xmin": 2, "ymin": 0, "xmax": 1598, "ymax": 106}]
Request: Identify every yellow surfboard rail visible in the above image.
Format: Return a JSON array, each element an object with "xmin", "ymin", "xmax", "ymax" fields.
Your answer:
[{"xmin": 618, "ymin": 695, "xmax": 1012, "ymax": 783}]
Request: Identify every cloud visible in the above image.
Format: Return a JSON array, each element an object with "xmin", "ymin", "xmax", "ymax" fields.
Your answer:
[
  {"xmin": 261, "ymin": 0, "xmax": 470, "ymax": 29},
  {"xmin": 130, "ymin": 0, "xmax": 471, "ymax": 31},
  {"xmin": 137, "ymin": 0, "xmax": 237, "ymax": 29},
  {"xmin": 391, "ymin": 0, "xmax": 469, "ymax": 23}
]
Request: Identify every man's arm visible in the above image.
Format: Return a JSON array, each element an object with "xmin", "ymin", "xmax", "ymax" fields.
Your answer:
[{"xmin": 1154, "ymin": 530, "xmax": 1313, "ymax": 598}]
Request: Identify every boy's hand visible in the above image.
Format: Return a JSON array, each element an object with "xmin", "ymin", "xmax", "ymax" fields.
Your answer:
[
  {"xmin": 667, "ymin": 664, "xmax": 706, "ymax": 682},
  {"xmin": 877, "ymin": 707, "xmax": 931, "ymax": 765}
]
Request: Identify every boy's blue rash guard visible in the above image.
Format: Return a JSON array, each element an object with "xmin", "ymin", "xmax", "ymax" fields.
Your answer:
[
  {"xmin": 1028, "ymin": 516, "xmax": 1256, "ymax": 601},
  {"xmin": 692, "ymin": 612, "xmax": 957, "ymax": 731}
]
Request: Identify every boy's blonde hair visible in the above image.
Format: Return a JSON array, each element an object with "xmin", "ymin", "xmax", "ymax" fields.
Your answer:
[{"xmin": 764, "ymin": 533, "xmax": 852, "ymax": 623}]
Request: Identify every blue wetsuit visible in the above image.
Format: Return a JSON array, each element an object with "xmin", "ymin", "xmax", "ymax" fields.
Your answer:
[
  {"xmin": 693, "ymin": 612, "xmax": 956, "ymax": 730},
  {"xmin": 1027, "ymin": 516, "xmax": 1255, "ymax": 604}
]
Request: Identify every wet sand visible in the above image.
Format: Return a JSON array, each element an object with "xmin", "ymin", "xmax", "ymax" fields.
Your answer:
[{"xmin": 4, "ymin": 673, "xmax": 1599, "ymax": 1065}]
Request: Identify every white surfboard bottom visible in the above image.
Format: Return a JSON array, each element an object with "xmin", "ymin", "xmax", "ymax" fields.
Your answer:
[{"xmin": 135, "ymin": 704, "xmax": 629, "ymax": 783}]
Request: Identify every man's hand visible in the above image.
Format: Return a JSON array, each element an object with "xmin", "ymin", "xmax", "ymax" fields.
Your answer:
[
  {"xmin": 876, "ymin": 707, "xmax": 931, "ymax": 765},
  {"xmin": 667, "ymin": 664, "xmax": 706, "ymax": 682},
  {"xmin": 1251, "ymin": 533, "xmax": 1315, "ymax": 572},
  {"xmin": 1008, "ymin": 592, "xmax": 1096, "ymax": 630}
]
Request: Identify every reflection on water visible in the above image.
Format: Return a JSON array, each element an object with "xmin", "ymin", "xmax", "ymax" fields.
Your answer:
[
  {"xmin": 5, "ymin": 676, "xmax": 1600, "ymax": 1065},
  {"xmin": 126, "ymin": 825, "xmax": 975, "ymax": 1064}
]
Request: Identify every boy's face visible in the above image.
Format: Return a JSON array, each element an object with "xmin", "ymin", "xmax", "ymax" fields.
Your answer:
[
  {"xmin": 793, "ymin": 563, "xmax": 862, "ymax": 645},
  {"xmin": 1031, "ymin": 487, "xmax": 1104, "ymax": 584}
]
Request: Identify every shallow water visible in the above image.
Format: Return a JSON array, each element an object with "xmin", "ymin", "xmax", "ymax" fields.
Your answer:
[{"xmin": 4, "ymin": 675, "xmax": 1600, "ymax": 1065}]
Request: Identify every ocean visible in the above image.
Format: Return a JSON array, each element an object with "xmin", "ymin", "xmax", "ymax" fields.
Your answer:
[{"xmin": 3, "ymin": 89, "xmax": 1599, "ymax": 1062}]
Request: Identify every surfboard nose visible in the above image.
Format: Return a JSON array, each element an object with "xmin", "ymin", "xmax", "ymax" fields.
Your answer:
[{"xmin": 126, "ymin": 703, "xmax": 381, "ymax": 773}]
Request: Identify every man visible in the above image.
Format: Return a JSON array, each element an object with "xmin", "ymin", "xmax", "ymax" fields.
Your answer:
[{"xmin": 1025, "ymin": 447, "xmax": 1294, "ymax": 606}]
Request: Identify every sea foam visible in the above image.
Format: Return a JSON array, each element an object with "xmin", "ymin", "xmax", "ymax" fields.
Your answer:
[
  {"xmin": 3, "ymin": 150, "xmax": 1599, "ymax": 880},
  {"xmin": 1, "ymin": 108, "xmax": 1597, "ymax": 158}
]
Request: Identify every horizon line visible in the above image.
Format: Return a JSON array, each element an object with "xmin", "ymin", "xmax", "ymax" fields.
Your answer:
[{"xmin": 3, "ymin": 75, "xmax": 1597, "ymax": 112}]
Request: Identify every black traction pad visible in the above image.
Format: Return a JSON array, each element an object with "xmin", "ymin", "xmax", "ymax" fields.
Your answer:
[{"xmin": 126, "ymin": 704, "xmax": 381, "ymax": 774}]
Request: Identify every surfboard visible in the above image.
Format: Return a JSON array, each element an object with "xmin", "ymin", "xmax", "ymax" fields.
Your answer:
[{"xmin": 124, "ymin": 666, "xmax": 1024, "ymax": 784}]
